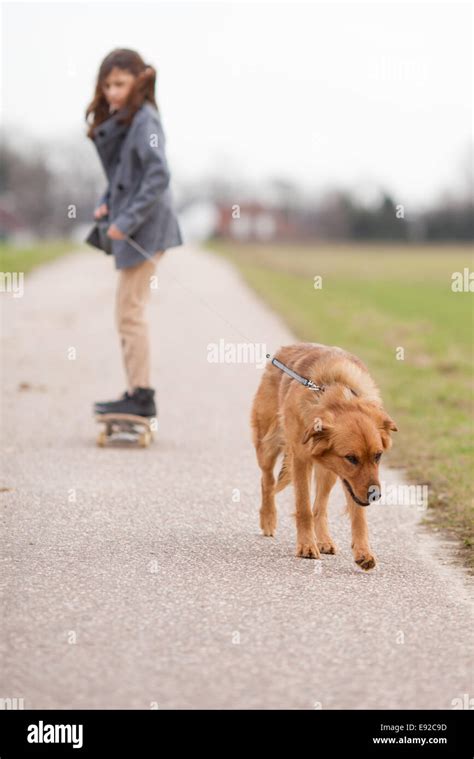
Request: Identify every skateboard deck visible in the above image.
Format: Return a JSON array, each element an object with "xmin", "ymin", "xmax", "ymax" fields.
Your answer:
[{"xmin": 95, "ymin": 413, "xmax": 156, "ymax": 447}]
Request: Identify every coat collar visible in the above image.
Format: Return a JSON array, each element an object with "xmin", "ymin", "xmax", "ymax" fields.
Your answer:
[
  {"xmin": 92, "ymin": 104, "xmax": 149, "ymax": 170},
  {"xmin": 94, "ymin": 105, "xmax": 132, "ymax": 144}
]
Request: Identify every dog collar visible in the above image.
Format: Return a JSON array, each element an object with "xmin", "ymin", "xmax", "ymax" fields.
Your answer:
[{"xmin": 266, "ymin": 354, "xmax": 358, "ymax": 397}]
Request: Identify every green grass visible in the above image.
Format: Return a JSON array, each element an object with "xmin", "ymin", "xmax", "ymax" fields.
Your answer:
[
  {"xmin": 0, "ymin": 239, "xmax": 80, "ymax": 275},
  {"xmin": 207, "ymin": 240, "xmax": 474, "ymax": 570}
]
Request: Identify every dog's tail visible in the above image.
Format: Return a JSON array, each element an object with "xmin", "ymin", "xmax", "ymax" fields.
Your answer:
[{"xmin": 275, "ymin": 450, "xmax": 292, "ymax": 492}]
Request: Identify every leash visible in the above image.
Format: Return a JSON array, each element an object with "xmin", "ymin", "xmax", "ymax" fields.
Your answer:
[
  {"xmin": 121, "ymin": 233, "xmax": 256, "ymax": 342},
  {"xmin": 116, "ymin": 234, "xmax": 344, "ymax": 394},
  {"xmin": 266, "ymin": 354, "xmax": 359, "ymax": 397},
  {"xmin": 123, "ymin": 234, "xmax": 156, "ymax": 263},
  {"xmin": 266, "ymin": 354, "xmax": 326, "ymax": 393},
  {"xmin": 124, "ymin": 236, "xmax": 341, "ymax": 393}
]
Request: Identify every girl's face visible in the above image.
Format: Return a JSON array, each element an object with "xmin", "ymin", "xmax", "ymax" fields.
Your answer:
[{"xmin": 102, "ymin": 66, "xmax": 136, "ymax": 111}]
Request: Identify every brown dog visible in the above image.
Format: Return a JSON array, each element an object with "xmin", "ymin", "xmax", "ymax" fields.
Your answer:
[{"xmin": 251, "ymin": 343, "xmax": 398, "ymax": 570}]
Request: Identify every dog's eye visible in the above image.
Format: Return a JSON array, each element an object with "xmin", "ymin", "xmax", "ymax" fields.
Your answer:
[
  {"xmin": 374, "ymin": 452, "xmax": 382, "ymax": 462},
  {"xmin": 345, "ymin": 455, "xmax": 359, "ymax": 466}
]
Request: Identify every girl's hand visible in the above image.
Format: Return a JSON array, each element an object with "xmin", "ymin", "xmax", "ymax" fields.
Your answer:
[
  {"xmin": 94, "ymin": 203, "xmax": 108, "ymax": 219},
  {"xmin": 107, "ymin": 223, "xmax": 126, "ymax": 240}
]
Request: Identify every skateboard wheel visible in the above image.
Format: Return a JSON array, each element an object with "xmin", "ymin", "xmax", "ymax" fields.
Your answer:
[
  {"xmin": 138, "ymin": 430, "xmax": 151, "ymax": 447},
  {"xmin": 97, "ymin": 430, "xmax": 107, "ymax": 447}
]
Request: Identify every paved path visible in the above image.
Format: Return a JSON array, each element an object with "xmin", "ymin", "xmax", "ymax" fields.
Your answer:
[{"xmin": 1, "ymin": 243, "xmax": 472, "ymax": 709}]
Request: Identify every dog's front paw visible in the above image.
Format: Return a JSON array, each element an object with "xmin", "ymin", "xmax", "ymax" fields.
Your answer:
[
  {"xmin": 260, "ymin": 507, "xmax": 277, "ymax": 537},
  {"xmin": 296, "ymin": 540, "xmax": 321, "ymax": 559},
  {"xmin": 353, "ymin": 548, "xmax": 377, "ymax": 571},
  {"xmin": 317, "ymin": 538, "xmax": 337, "ymax": 554}
]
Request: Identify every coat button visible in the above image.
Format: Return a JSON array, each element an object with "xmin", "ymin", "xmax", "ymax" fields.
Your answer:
[
  {"xmin": 98, "ymin": 129, "xmax": 105, "ymax": 137},
  {"xmin": 117, "ymin": 183, "xmax": 124, "ymax": 191}
]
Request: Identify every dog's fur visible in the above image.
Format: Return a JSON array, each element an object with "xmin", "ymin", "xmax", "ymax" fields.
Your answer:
[{"xmin": 251, "ymin": 343, "xmax": 398, "ymax": 570}]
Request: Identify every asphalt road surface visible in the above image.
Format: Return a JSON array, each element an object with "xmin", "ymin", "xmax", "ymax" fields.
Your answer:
[{"xmin": 1, "ymin": 243, "xmax": 472, "ymax": 709}]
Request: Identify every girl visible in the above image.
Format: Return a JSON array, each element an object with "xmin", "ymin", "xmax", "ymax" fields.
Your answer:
[{"xmin": 85, "ymin": 48, "xmax": 183, "ymax": 419}]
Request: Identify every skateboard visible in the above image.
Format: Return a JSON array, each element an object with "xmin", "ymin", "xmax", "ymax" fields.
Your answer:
[{"xmin": 95, "ymin": 413, "xmax": 156, "ymax": 447}]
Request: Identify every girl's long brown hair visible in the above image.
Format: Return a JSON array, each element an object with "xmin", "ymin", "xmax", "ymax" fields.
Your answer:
[{"xmin": 86, "ymin": 49, "xmax": 159, "ymax": 139}]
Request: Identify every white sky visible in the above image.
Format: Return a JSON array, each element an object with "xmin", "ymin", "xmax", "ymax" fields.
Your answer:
[{"xmin": 1, "ymin": 0, "xmax": 472, "ymax": 206}]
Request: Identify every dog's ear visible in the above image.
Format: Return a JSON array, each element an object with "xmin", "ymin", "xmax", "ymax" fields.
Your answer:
[
  {"xmin": 364, "ymin": 402, "xmax": 398, "ymax": 432},
  {"xmin": 381, "ymin": 414, "xmax": 398, "ymax": 432},
  {"xmin": 302, "ymin": 412, "xmax": 334, "ymax": 450},
  {"xmin": 374, "ymin": 410, "xmax": 398, "ymax": 450},
  {"xmin": 377, "ymin": 411, "xmax": 398, "ymax": 435},
  {"xmin": 379, "ymin": 413, "xmax": 397, "ymax": 450},
  {"xmin": 384, "ymin": 414, "xmax": 398, "ymax": 432},
  {"xmin": 362, "ymin": 402, "xmax": 398, "ymax": 450}
]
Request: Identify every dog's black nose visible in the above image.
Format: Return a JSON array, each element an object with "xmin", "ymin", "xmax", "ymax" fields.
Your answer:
[{"xmin": 368, "ymin": 484, "xmax": 381, "ymax": 503}]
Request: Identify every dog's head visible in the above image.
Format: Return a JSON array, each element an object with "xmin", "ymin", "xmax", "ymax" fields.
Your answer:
[{"xmin": 302, "ymin": 397, "xmax": 398, "ymax": 507}]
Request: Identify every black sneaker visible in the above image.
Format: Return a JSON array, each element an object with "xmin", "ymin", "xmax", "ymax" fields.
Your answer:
[
  {"xmin": 94, "ymin": 389, "xmax": 130, "ymax": 415},
  {"xmin": 94, "ymin": 387, "xmax": 157, "ymax": 418}
]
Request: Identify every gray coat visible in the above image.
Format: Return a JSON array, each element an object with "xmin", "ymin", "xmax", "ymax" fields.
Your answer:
[{"xmin": 85, "ymin": 101, "xmax": 183, "ymax": 269}]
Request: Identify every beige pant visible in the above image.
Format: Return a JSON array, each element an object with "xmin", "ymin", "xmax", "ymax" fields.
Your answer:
[{"xmin": 115, "ymin": 250, "xmax": 165, "ymax": 392}]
